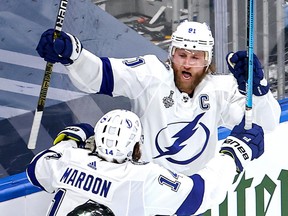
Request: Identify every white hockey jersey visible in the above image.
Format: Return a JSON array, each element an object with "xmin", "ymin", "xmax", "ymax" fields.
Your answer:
[
  {"xmin": 66, "ymin": 50, "xmax": 281, "ymax": 175},
  {"xmin": 26, "ymin": 141, "xmax": 236, "ymax": 216}
]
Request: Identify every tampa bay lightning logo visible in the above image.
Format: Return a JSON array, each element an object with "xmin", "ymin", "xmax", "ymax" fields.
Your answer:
[{"xmin": 153, "ymin": 112, "xmax": 210, "ymax": 165}]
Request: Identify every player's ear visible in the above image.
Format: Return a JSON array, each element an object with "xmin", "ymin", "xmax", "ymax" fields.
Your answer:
[{"xmin": 132, "ymin": 142, "xmax": 141, "ymax": 161}]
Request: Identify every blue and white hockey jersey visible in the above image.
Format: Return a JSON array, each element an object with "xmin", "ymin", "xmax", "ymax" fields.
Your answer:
[
  {"xmin": 27, "ymin": 141, "xmax": 236, "ymax": 216},
  {"xmin": 66, "ymin": 50, "xmax": 281, "ymax": 175}
]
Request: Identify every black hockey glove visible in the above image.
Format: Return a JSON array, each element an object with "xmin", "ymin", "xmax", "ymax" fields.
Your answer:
[
  {"xmin": 53, "ymin": 123, "xmax": 95, "ymax": 151},
  {"xmin": 220, "ymin": 118, "xmax": 264, "ymax": 172},
  {"xmin": 226, "ymin": 50, "xmax": 270, "ymax": 96},
  {"xmin": 36, "ymin": 29, "xmax": 82, "ymax": 65}
]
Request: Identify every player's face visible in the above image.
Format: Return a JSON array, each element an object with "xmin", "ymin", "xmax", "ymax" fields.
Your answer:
[{"xmin": 172, "ymin": 48, "xmax": 208, "ymax": 95}]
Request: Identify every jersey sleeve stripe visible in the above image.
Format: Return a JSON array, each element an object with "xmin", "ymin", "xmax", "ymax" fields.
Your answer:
[
  {"xmin": 26, "ymin": 149, "xmax": 56, "ymax": 192},
  {"xmin": 99, "ymin": 57, "xmax": 114, "ymax": 96},
  {"xmin": 175, "ymin": 174, "xmax": 204, "ymax": 215}
]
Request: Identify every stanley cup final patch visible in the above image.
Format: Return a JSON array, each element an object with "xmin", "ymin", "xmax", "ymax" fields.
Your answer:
[{"xmin": 163, "ymin": 90, "xmax": 174, "ymax": 108}]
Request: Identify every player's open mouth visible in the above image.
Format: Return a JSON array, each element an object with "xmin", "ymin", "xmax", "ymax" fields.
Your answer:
[{"xmin": 182, "ymin": 71, "xmax": 192, "ymax": 80}]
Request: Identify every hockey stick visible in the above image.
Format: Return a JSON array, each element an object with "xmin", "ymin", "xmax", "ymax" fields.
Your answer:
[
  {"xmin": 27, "ymin": 0, "xmax": 69, "ymax": 149},
  {"xmin": 245, "ymin": 0, "xmax": 254, "ymax": 130}
]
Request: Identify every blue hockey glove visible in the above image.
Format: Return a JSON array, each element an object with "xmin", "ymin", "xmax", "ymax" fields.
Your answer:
[
  {"xmin": 226, "ymin": 51, "xmax": 270, "ymax": 96},
  {"xmin": 53, "ymin": 123, "xmax": 95, "ymax": 150},
  {"xmin": 36, "ymin": 29, "xmax": 82, "ymax": 65},
  {"xmin": 220, "ymin": 118, "xmax": 264, "ymax": 172}
]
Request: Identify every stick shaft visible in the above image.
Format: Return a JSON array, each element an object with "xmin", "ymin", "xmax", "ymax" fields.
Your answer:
[
  {"xmin": 245, "ymin": 0, "xmax": 254, "ymax": 130},
  {"xmin": 27, "ymin": 0, "xmax": 69, "ymax": 149}
]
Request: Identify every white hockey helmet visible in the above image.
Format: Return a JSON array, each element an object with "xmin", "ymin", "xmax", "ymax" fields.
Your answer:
[
  {"xmin": 94, "ymin": 109, "xmax": 142, "ymax": 163},
  {"xmin": 169, "ymin": 20, "xmax": 214, "ymax": 65}
]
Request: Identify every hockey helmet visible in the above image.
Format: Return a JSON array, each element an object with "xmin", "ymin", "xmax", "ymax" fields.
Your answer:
[
  {"xmin": 94, "ymin": 109, "xmax": 142, "ymax": 163},
  {"xmin": 67, "ymin": 202, "xmax": 115, "ymax": 216},
  {"xmin": 169, "ymin": 20, "xmax": 214, "ymax": 65}
]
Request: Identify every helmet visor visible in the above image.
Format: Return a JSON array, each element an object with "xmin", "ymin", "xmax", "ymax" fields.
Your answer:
[{"xmin": 171, "ymin": 48, "xmax": 210, "ymax": 67}]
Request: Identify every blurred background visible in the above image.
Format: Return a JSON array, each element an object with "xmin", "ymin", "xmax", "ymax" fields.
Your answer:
[{"xmin": 93, "ymin": 0, "xmax": 288, "ymax": 99}]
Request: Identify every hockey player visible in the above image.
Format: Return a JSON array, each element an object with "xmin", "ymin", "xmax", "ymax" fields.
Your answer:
[
  {"xmin": 27, "ymin": 109, "xmax": 264, "ymax": 216},
  {"xmin": 36, "ymin": 20, "xmax": 280, "ymax": 175}
]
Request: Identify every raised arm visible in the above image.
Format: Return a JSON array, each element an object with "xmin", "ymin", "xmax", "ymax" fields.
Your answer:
[{"xmin": 226, "ymin": 51, "xmax": 281, "ymax": 132}]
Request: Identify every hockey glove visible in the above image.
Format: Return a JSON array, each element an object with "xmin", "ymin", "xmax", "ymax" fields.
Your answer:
[
  {"xmin": 36, "ymin": 29, "xmax": 82, "ymax": 65},
  {"xmin": 220, "ymin": 118, "xmax": 264, "ymax": 172},
  {"xmin": 226, "ymin": 51, "xmax": 270, "ymax": 96},
  {"xmin": 53, "ymin": 123, "xmax": 95, "ymax": 151}
]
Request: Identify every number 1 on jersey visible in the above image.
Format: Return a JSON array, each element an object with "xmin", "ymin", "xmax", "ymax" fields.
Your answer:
[{"xmin": 158, "ymin": 173, "xmax": 181, "ymax": 192}]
